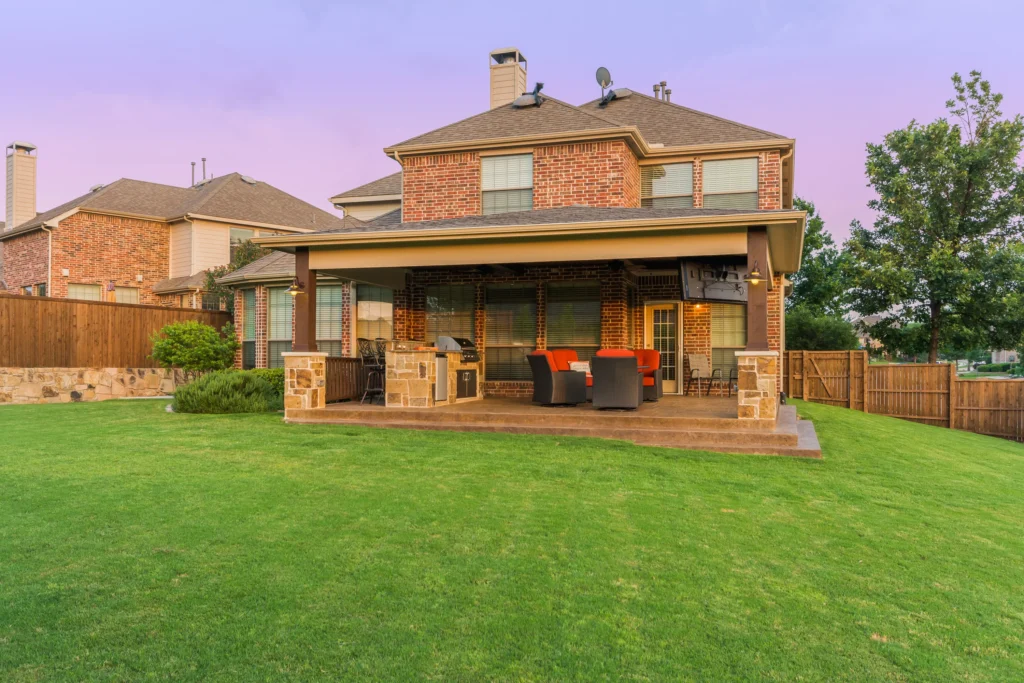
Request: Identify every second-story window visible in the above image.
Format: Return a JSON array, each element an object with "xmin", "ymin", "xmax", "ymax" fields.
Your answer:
[
  {"xmin": 482, "ymin": 153, "xmax": 533, "ymax": 215},
  {"xmin": 641, "ymin": 163, "xmax": 693, "ymax": 208},
  {"xmin": 702, "ymin": 158, "xmax": 759, "ymax": 210},
  {"xmin": 230, "ymin": 228, "xmax": 256, "ymax": 262}
]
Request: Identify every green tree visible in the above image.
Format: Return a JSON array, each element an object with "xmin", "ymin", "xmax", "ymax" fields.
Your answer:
[
  {"xmin": 203, "ymin": 240, "xmax": 270, "ymax": 313},
  {"xmin": 787, "ymin": 198, "xmax": 847, "ymax": 316},
  {"xmin": 150, "ymin": 321, "xmax": 240, "ymax": 379},
  {"xmin": 785, "ymin": 307, "xmax": 859, "ymax": 351},
  {"xmin": 845, "ymin": 70, "xmax": 1024, "ymax": 362}
]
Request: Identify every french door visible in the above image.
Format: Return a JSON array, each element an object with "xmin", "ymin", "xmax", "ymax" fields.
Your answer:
[{"xmin": 645, "ymin": 303, "xmax": 680, "ymax": 393}]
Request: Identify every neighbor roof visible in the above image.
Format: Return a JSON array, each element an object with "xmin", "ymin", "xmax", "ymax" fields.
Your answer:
[
  {"xmin": 578, "ymin": 89, "xmax": 787, "ymax": 147},
  {"xmin": 153, "ymin": 272, "xmax": 208, "ymax": 294},
  {"xmin": 331, "ymin": 171, "xmax": 402, "ymax": 201},
  {"xmin": 216, "ymin": 250, "xmax": 298, "ymax": 286},
  {"xmin": 0, "ymin": 173, "xmax": 350, "ymax": 239},
  {"xmin": 388, "ymin": 96, "xmax": 621, "ymax": 149}
]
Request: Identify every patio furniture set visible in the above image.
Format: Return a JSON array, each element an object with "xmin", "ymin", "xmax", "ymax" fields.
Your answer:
[{"xmin": 528, "ymin": 349, "xmax": 664, "ymax": 410}]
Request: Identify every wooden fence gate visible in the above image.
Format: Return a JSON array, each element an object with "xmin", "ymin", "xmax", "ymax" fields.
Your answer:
[{"xmin": 784, "ymin": 350, "xmax": 1024, "ymax": 442}]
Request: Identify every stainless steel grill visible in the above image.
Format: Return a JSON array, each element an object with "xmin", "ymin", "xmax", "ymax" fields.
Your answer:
[{"xmin": 436, "ymin": 336, "xmax": 480, "ymax": 363}]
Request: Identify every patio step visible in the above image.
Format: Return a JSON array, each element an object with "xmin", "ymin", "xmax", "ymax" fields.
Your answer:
[{"xmin": 287, "ymin": 405, "xmax": 819, "ymax": 457}]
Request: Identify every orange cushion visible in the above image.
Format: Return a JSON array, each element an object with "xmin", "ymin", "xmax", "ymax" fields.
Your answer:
[
  {"xmin": 642, "ymin": 376, "xmax": 655, "ymax": 387},
  {"xmin": 633, "ymin": 349, "xmax": 661, "ymax": 376},
  {"xmin": 530, "ymin": 350, "xmax": 556, "ymax": 372},
  {"xmin": 550, "ymin": 349, "xmax": 579, "ymax": 372},
  {"xmin": 586, "ymin": 376, "xmax": 593, "ymax": 387},
  {"xmin": 596, "ymin": 349, "xmax": 635, "ymax": 358}
]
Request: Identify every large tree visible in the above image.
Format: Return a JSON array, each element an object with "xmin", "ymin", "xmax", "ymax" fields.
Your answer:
[
  {"xmin": 845, "ymin": 71, "xmax": 1024, "ymax": 362},
  {"xmin": 787, "ymin": 198, "xmax": 847, "ymax": 316}
]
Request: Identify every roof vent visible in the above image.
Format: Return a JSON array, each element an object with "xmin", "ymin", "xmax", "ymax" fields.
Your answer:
[
  {"xmin": 240, "ymin": 175, "xmax": 257, "ymax": 185},
  {"xmin": 512, "ymin": 82, "xmax": 544, "ymax": 108},
  {"xmin": 89, "ymin": 183, "xmax": 105, "ymax": 192},
  {"xmin": 597, "ymin": 88, "xmax": 631, "ymax": 107}
]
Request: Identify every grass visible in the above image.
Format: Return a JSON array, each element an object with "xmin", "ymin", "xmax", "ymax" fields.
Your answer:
[{"xmin": 1, "ymin": 400, "xmax": 1023, "ymax": 681}]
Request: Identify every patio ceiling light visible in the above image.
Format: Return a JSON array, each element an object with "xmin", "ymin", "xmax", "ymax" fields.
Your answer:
[
  {"xmin": 744, "ymin": 261, "xmax": 763, "ymax": 286},
  {"xmin": 287, "ymin": 278, "xmax": 305, "ymax": 297}
]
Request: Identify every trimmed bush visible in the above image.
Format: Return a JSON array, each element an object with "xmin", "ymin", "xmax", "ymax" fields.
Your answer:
[
  {"xmin": 151, "ymin": 321, "xmax": 239, "ymax": 379},
  {"xmin": 976, "ymin": 363, "xmax": 1013, "ymax": 373},
  {"xmin": 173, "ymin": 370, "xmax": 281, "ymax": 414},
  {"xmin": 247, "ymin": 368, "xmax": 285, "ymax": 398}
]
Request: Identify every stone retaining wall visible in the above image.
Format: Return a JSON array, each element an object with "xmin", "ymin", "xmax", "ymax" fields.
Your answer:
[{"xmin": 0, "ymin": 367, "xmax": 184, "ymax": 404}]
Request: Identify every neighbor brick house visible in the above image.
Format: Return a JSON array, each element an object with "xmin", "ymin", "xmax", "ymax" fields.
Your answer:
[
  {"xmin": 227, "ymin": 47, "xmax": 805, "ymax": 416},
  {"xmin": 0, "ymin": 146, "xmax": 352, "ymax": 307}
]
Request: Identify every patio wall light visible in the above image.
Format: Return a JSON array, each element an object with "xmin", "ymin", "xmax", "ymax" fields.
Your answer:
[
  {"xmin": 287, "ymin": 278, "xmax": 305, "ymax": 297},
  {"xmin": 744, "ymin": 261, "xmax": 763, "ymax": 286}
]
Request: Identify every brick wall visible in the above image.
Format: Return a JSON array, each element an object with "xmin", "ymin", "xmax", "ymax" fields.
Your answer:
[
  {"xmin": 48, "ymin": 212, "xmax": 170, "ymax": 305},
  {"xmin": 757, "ymin": 151, "xmax": 783, "ymax": 210},
  {"xmin": 1, "ymin": 230, "xmax": 49, "ymax": 292},
  {"xmin": 533, "ymin": 141, "xmax": 640, "ymax": 209},
  {"xmin": 402, "ymin": 153, "xmax": 481, "ymax": 222}
]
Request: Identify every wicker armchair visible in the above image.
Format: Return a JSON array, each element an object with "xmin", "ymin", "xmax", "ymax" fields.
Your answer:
[
  {"xmin": 527, "ymin": 350, "xmax": 587, "ymax": 405},
  {"xmin": 591, "ymin": 349, "xmax": 644, "ymax": 409}
]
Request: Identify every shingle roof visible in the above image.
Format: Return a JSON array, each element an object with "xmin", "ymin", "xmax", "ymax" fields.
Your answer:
[
  {"xmin": 331, "ymin": 171, "xmax": 402, "ymax": 200},
  {"xmin": 216, "ymin": 250, "xmax": 296, "ymax": 285},
  {"xmin": 0, "ymin": 173, "xmax": 351, "ymax": 240},
  {"xmin": 153, "ymin": 272, "xmax": 208, "ymax": 294},
  {"xmin": 388, "ymin": 96, "xmax": 621, "ymax": 149},
  {"xmin": 315, "ymin": 205, "xmax": 793, "ymax": 235},
  {"xmin": 578, "ymin": 89, "xmax": 787, "ymax": 146},
  {"xmin": 366, "ymin": 208, "xmax": 402, "ymax": 227}
]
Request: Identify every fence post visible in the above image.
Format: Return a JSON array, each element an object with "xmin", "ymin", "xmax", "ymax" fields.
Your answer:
[
  {"xmin": 801, "ymin": 350, "xmax": 807, "ymax": 399},
  {"xmin": 862, "ymin": 352, "xmax": 868, "ymax": 412},
  {"xmin": 948, "ymin": 362, "xmax": 957, "ymax": 430},
  {"xmin": 848, "ymin": 350, "xmax": 854, "ymax": 408}
]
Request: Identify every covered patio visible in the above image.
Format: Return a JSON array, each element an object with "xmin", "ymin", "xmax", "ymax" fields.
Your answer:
[{"xmin": 254, "ymin": 206, "xmax": 806, "ymax": 437}]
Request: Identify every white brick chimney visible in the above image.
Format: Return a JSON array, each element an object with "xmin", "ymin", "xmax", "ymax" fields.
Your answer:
[
  {"xmin": 6, "ymin": 141, "xmax": 38, "ymax": 232},
  {"xmin": 489, "ymin": 48, "xmax": 527, "ymax": 109}
]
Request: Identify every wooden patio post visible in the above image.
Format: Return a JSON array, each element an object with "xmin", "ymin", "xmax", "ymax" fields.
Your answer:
[
  {"xmin": 745, "ymin": 227, "xmax": 770, "ymax": 351},
  {"xmin": 293, "ymin": 247, "xmax": 317, "ymax": 353}
]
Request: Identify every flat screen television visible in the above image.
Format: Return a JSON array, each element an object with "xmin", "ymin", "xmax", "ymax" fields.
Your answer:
[{"xmin": 680, "ymin": 260, "xmax": 749, "ymax": 304}]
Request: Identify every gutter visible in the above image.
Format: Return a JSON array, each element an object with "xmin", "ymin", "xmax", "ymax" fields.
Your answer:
[{"xmin": 42, "ymin": 224, "xmax": 52, "ymax": 295}]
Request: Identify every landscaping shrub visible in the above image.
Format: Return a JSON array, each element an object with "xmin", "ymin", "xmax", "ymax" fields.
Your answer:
[
  {"xmin": 172, "ymin": 370, "xmax": 281, "ymax": 414},
  {"xmin": 785, "ymin": 307, "xmax": 860, "ymax": 351},
  {"xmin": 976, "ymin": 363, "xmax": 1013, "ymax": 373},
  {"xmin": 151, "ymin": 321, "xmax": 239, "ymax": 379},
  {"xmin": 246, "ymin": 368, "xmax": 285, "ymax": 398}
]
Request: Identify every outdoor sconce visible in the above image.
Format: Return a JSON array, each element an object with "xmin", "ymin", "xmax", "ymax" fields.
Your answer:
[
  {"xmin": 287, "ymin": 278, "xmax": 305, "ymax": 297},
  {"xmin": 744, "ymin": 261, "xmax": 763, "ymax": 286}
]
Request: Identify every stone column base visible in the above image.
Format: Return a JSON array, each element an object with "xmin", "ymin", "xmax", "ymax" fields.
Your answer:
[
  {"xmin": 283, "ymin": 352, "xmax": 328, "ymax": 417},
  {"xmin": 736, "ymin": 350, "xmax": 779, "ymax": 422}
]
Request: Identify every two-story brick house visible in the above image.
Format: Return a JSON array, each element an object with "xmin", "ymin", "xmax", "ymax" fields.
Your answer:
[
  {"xmin": 228, "ymin": 48, "xmax": 806, "ymax": 418},
  {"xmin": 0, "ymin": 145, "xmax": 353, "ymax": 307}
]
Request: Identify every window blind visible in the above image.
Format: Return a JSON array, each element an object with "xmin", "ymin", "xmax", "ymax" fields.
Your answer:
[
  {"xmin": 482, "ymin": 154, "xmax": 533, "ymax": 215},
  {"xmin": 485, "ymin": 284, "xmax": 536, "ymax": 381},
  {"xmin": 242, "ymin": 289, "xmax": 256, "ymax": 369},
  {"xmin": 641, "ymin": 163, "xmax": 694, "ymax": 208},
  {"xmin": 202, "ymin": 294, "xmax": 222, "ymax": 311},
  {"xmin": 711, "ymin": 303, "xmax": 747, "ymax": 373},
  {"xmin": 268, "ymin": 287, "xmax": 292, "ymax": 369},
  {"xmin": 546, "ymin": 281, "xmax": 601, "ymax": 359},
  {"xmin": 702, "ymin": 158, "xmax": 758, "ymax": 210},
  {"xmin": 114, "ymin": 287, "xmax": 139, "ymax": 304},
  {"xmin": 356, "ymin": 285, "xmax": 394, "ymax": 340},
  {"xmin": 425, "ymin": 284, "xmax": 475, "ymax": 344},
  {"xmin": 67, "ymin": 283, "xmax": 101, "ymax": 301}
]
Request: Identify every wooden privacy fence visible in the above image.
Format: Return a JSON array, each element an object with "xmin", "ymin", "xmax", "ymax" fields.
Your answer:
[
  {"xmin": 326, "ymin": 357, "xmax": 366, "ymax": 403},
  {"xmin": 785, "ymin": 350, "xmax": 1024, "ymax": 442},
  {"xmin": 0, "ymin": 293, "xmax": 232, "ymax": 368}
]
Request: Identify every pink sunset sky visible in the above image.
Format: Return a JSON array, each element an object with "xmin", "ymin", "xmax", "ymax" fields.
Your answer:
[{"xmin": 2, "ymin": 0, "xmax": 1022, "ymax": 242}]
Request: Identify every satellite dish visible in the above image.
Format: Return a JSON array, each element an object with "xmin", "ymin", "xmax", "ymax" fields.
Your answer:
[{"xmin": 596, "ymin": 66, "xmax": 612, "ymax": 90}]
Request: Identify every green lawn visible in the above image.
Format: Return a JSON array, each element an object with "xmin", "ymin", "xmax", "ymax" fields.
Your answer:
[{"xmin": 2, "ymin": 400, "xmax": 1023, "ymax": 681}]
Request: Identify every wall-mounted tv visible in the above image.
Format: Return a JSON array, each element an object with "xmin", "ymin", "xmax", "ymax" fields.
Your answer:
[{"xmin": 680, "ymin": 260, "xmax": 749, "ymax": 304}]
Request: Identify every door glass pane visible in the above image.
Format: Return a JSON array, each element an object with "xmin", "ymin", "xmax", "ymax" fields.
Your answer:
[{"xmin": 652, "ymin": 308, "xmax": 677, "ymax": 381}]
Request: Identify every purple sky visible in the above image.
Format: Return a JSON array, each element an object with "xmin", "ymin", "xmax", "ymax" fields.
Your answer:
[{"xmin": 3, "ymin": 0, "xmax": 1022, "ymax": 242}]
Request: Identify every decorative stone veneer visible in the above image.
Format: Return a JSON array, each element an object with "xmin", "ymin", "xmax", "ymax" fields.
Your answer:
[
  {"xmin": 0, "ymin": 367, "xmax": 183, "ymax": 404},
  {"xmin": 385, "ymin": 349, "xmax": 483, "ymax": 408},
  {"xmin": 735, "ymin": 351, "xmax": 779, "ymax": 421},
  {"xmin": 283, "ymin": 352, "xmax": 327, "ymax": 415}
]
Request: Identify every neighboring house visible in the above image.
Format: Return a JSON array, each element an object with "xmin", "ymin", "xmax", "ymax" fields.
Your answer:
[
  {"xmin": 991, "ymin": 350, "xmax": 1019, "ymax": 364},
  {"xmin": 226, "ymin": 47, "xmax": 806, "ymax": 400},
  {"xmin": 850, "ymin": 314, "xmax": 883, "ymax": 351},
  {"xmin": 0, "ymin": 144, "xmax": 349, "ymax": 307}
]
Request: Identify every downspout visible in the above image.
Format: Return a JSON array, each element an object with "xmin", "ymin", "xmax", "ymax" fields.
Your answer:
[
  {"xmin": 779, "ymin": 146, "xmax": 795, "ymax": 209},
  {"xmin": 392, "ymin": 150, "xmax": 404, "ymax": 223},
  {"xmin": 42, "ymin": 224, "xmax": 53, "ymax": 296}
]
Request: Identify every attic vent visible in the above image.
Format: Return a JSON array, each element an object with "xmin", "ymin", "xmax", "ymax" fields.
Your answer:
[
  {"xmin": 194, "ymin": 178, "xmax": 212, "ymax": 187},
  {"xmin": 597, "ymin": 88, "xmax": 631, "ymax": 107},
  {"xmin": 240, "ymin": 175, "xmax": 257, "ymax": 185},
  {"xmin": 512, "ymin": 82, "xmax": 545, "ymax": 108},
  {"xmin": 89, "ymin": 183, "xmax": 105, "ymax": 192}
]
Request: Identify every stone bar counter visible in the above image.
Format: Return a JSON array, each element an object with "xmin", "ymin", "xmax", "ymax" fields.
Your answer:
[{"xmin": 384, "ymin": 340, "xmax": 483, "ymax": 408}]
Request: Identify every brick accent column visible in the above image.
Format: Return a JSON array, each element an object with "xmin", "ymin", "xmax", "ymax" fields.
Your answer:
[
  {"xmin": 233, "ymin": 289, "xmax": 245, "ymax": 369},
  {"xmin": 283, "ymin": 351, "xmax": 327, "ymax": 417},
  {"xmin": 736, "ymin": 350, "xmax": 779, "ymax": 422},
  {"xmin": 600, "ymin": 269, "xmax": 630, "ymax": 349}
]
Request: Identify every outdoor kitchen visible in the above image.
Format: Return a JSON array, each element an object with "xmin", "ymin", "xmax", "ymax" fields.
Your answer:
[{"xmin": 384, "ymin": 336, "xmax": 483, "ymax": 408}]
